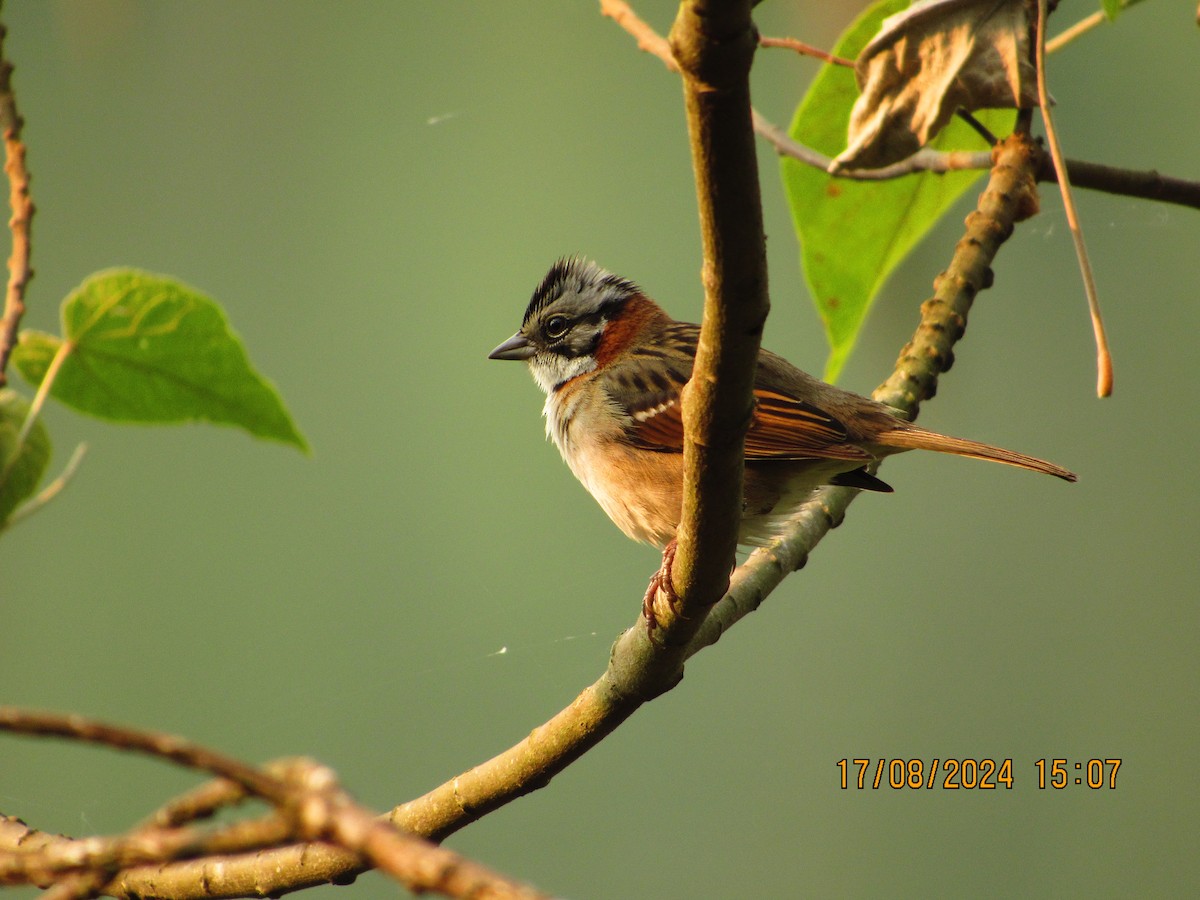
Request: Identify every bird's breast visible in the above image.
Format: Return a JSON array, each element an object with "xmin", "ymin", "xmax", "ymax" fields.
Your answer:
[{"xmin": 542, "ymin": 384, "xmax": 683, "ymax": 547}]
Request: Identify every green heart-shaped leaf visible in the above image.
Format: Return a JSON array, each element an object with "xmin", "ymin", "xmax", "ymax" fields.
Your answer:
[
  {"xmin": 781, "ymin": 0, "xmax": 1013, "ymax": 382},
  {"xmin": 13, "ymin": 269, "xmax": 307, "ymax": 451}
]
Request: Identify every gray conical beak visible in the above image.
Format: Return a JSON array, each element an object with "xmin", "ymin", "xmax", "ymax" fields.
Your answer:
[{"xmin": 488, "ymin": 332, "xmax": 535, "ymax": 361}]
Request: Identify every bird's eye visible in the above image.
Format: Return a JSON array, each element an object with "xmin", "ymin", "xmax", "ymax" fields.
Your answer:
[{"xmin": 544, "ymin": 315, "xmax": 570, "ymax": 339}]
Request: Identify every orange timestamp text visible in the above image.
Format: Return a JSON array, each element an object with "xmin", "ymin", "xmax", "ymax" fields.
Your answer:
[{"xmin": 836, "ymin": 758, "xmax": 1122, "ymax": 790}]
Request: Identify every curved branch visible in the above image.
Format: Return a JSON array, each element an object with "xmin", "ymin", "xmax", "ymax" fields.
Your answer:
[
  {"xmin": 752, "ymin": 108, "xmax": 994, "ymax": 179},
  {"xmin": 755, "ymin": 106, "xmax": 1200, "ymax": 209}
]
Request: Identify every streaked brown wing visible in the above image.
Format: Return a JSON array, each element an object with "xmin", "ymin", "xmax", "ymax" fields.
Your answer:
[
  {"xmin": 745, "ymin": 389, "xmax": 869, "ymax": 461},
  {"xmin": 626, "ymin": 386, "xmax": 869, "ymax": 462},
  {"xmin": 626, "ymin": 396, "xmax": 686, "ymax": 451}
]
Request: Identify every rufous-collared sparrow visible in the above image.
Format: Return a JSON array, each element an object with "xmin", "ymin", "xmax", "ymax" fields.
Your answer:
[{"xmin": 489, "ymin": 258, "xmax": 1075, "ymax": 552}]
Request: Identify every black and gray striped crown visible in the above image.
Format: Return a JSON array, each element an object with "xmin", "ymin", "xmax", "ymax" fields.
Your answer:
[{"xmin": 522, "ymin": 257, "xmax": 642, "ymax": 326}]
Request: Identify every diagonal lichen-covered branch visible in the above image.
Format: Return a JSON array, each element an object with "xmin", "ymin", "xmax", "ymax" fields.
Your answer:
[{"xmin": 684, "ymin": 131, "xmax": 1047, "ymax": 648}]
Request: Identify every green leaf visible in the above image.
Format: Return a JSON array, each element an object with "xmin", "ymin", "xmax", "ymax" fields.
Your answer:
[
  {"xmin": 0, "ymin": 389, "xmax": 52, "ymax": 527},
  {"xmin": 780, "ymin": 0, "xmax": 1013, "ymax": 382},
  {"xmin": 12, "ymin": 269, "xmax": 308, "ymax": 451}
]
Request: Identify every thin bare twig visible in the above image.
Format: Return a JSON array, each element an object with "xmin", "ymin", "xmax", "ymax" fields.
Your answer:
[
  {"xmin": 0, "ymin": 812, "xmax": 295, "ymax": 886},
  {"xmin": 1042, "ymin": 157, "xmax": 1200, "ymax": 208},
  {"xmin": 599, "ymin": 0, "xmax": 676, "ymax": 71},
  {"xmin": 759, "ymin": 35, "xmax": 853, "ymax": 67},
  {"xmin": 753, "ymin": 101, "xmax": 1200, "ymax": 209},
  {"xmin": 0, "ymin": 20, "xmax": 33, "ymax": 388},
  {"xmin": 138, "ymin": 758, "xmax": 317, "ymax": 829},
  {"xmin": 752, "ymin": 108, "xmax": 994, "ymax": 178}
]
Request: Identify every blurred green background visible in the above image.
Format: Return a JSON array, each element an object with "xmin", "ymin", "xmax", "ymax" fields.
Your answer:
[{"xmin": 3, "ymin": 2, "xmax": 1197, "ymax": 897}]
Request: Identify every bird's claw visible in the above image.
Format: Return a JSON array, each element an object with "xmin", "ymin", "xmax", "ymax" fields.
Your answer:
[{"xmin": 642, "ymin": 539, "xmax": 680, "ymax": 637}]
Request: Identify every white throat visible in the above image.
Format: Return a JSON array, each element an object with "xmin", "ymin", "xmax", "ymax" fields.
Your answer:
[{"xmin": 528, "ymin": 352, "xmax": 595, "ymax": 396}]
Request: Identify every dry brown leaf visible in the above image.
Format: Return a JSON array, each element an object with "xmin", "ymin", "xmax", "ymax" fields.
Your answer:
[{"xmin": 832, "ymin": 0, "xmax": 1038, "ymax": 172}]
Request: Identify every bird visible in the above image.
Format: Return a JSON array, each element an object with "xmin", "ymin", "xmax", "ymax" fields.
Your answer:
[{"xmin": 489, "ymin": 257, "xmax": 1075, "ymax": 573}]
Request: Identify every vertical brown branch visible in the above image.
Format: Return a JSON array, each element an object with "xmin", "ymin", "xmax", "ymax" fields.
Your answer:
[
  {"xmin": 656, "ymin": 0, "xmax": 768, "ymax": 640},
  {"xmin": 0, "ymin": 19, "xmax": 33, "ymax": 387}
]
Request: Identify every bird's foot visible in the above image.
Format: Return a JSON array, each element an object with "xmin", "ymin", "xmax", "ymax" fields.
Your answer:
[{"xmin": 642, "ymin": 538, "xmax": 679, "ymax": 637}]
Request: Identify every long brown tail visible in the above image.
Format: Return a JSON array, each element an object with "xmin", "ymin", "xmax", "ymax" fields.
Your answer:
[{"xmin": 879, "ymin": 425, "xmax": 1077, "ymax": 482}]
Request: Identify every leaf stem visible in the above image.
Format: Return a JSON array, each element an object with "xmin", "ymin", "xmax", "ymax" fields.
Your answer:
[
  {"xmin": 1044, "ymin": 9, "xmax": 1106, "ymax": 53},
  {"xmin": 0, "ymin": 338, "xmax": 71, "ymax": 489},
  {"xmin": 5, "ymin": 441, "xmax": 87, "ymax": 528},
  {"xmin": 12, "ymin": 338, "xmax": 71, "ymax": 451},
  {"xmin": 1036, "ymin": 0, "xmax": 1113, "ymax": 397},
  {"xmin": 1045, "ymin": 0, "xmax": 1146, "ymax": 54}
]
